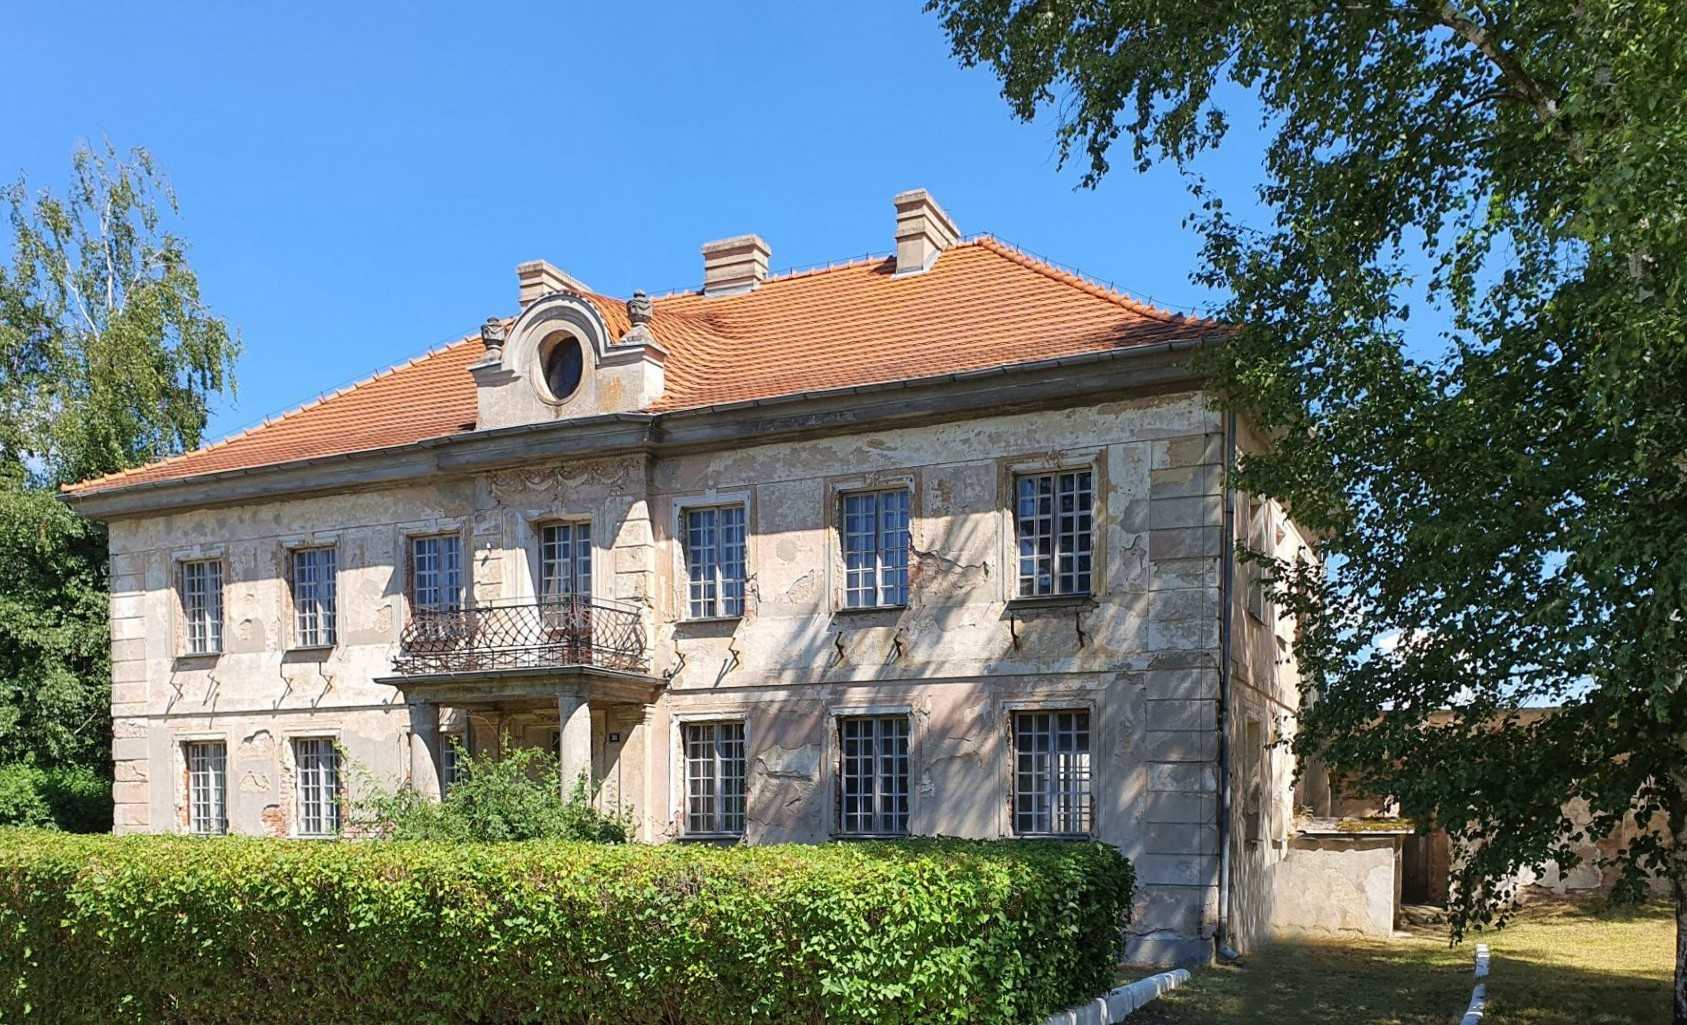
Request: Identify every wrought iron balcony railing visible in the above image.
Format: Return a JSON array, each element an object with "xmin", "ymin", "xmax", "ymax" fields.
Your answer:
[{"xmin": 392, "ymin": 596, "xmax": 648, "ymax": 676}]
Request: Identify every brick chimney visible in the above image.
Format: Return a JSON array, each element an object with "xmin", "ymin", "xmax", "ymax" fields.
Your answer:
[
  {"xmin": 701, "ymin": 235, "xmax": 771, "ymax": 296},
  {"xmin": 517, "ymin": 259, "xmax": 592, "ymax": 306},
  {"xmin": 893, "ymin": 189, "xmax": 960, "ymax": 276}
]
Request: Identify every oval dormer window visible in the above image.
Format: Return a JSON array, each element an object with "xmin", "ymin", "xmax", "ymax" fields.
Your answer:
[{"xmin": 540, "ymin": 335, "xmax": 584, "ymax": 402}]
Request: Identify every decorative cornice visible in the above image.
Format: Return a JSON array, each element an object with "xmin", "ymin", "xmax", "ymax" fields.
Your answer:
[{"xmin": 64, "ymin": 337, "xmax": 1218, "ymax": 520}]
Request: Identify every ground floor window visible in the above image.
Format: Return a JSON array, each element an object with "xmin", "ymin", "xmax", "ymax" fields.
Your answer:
[
  {"xmin": 185, "ymin": 740, "xmax": 227, "ymax": 835},
  {"xmin": 442, "ymin": 732, "xmax": 468, "ymax": 793},
  {"xmin": 1012, "ymin": 710, "xmax": 1092, "ymax": 835},
  {"xmin": 683, "ymin": 720, "xmax": 746, "ymax": 835},
  {"xmin": 837, "ymin": 715, "xmax": 910, "ymax": 835},
  {"xmin": 293, "ymin": 737, "xmax": 341, "ymax": 836}
]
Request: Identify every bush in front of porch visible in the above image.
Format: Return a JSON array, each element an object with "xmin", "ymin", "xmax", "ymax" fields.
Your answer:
[
  {"xmin": 0, "ymin": 829, "xmax": 1133, "ymax": 1025},
  {"xmin": 350, "ymin": 744, "xmax": 630, "ymax": 843}
]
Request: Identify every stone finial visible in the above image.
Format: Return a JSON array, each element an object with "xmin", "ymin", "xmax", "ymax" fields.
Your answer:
[
  {"xmin": 627, "ymin": 290, "xmax": 653, "ymax": 326},
  {"xmin": 480, "ymin": 317, "xmax": 507, "ymax": 357}
]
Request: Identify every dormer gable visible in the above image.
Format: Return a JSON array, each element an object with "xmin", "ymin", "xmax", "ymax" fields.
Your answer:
[{"xmin": 470, "ymin": 271, "xmax": 666, "ymax": 431}]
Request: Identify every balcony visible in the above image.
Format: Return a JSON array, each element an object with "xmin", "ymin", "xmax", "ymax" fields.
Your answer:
[{"xmin": 391, "ymin": 596, "xmax": 649, "ymax": 677}]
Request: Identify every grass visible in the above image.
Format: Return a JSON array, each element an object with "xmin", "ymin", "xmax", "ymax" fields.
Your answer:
[{"xmin": 1128, "ymin": 899, "xmax": 1675, "ymax": 1025}]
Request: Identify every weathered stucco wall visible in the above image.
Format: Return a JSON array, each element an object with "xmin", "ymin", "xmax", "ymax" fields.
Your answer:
[
  {"xmin": 1267, "ymin": 835, "xmax": 1401, "ymax": 938},
  {"xmin": 1220, "ymin": 419, "xmax": 1310, "ymax": 953},
  {"xmin": 106, "ymin": 387, "xmax": 1261, "ymax": 965}
]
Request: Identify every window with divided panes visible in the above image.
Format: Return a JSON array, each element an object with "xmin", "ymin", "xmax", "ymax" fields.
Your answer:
[
  {"xmin": 1012, "ymin": 710, "xmax": 1092, "ymax": 835},
  {"xmin": 837, "ymin": 715, "xmax": 910, "ymax": 835},
  {"xmin": 1245, "ymin": 497, "xmax": 1273, "ymax": 624},
  {"xmin": 683, "ymin": 721, "xmax": 746, "ymax": 835},
  {"xmin": 291, "ymin": 547, "xmax": 337, "ymax": 647},
  {"xmin": 683, "ymin": 506, "xmax": 746, "ymax": 619},
  {"xmin": 185, "ymin": 741, "xmax": 227, "ymax": 835},
  {"xmin": 410, "ymin": 535, "xmax": 463, "ymax": 611},
  {"xmin": 842, "ymin": 490, "xmax": 910, "ymax": 608},
  {"xmin": 1015, "ymin": 469, "xmax": 1093, "ymax": 597},
  {"xmin": 180, "ymin": 559, "xmax": 223, "ymax": 654},
  {"xmin": 293, "ymin": 737, "xmax": 341, "ymax": 836},
  {"xmin": 539, "ymin": 522, "xmax": 591, "ymax": 598}
]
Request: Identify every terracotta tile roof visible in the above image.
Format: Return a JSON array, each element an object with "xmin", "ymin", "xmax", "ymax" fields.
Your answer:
[{"xmin": 64, "ymin": 237, "xmax": 1216, "ymax": 497}]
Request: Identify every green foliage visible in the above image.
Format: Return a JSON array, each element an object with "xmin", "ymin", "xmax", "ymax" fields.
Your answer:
[
  {"xmin": 930, "ymin": 0, "xmax": 1687, "ymax": 967},
  {"xmin": 0, "ymin": 763, "xmax": 110, "ymax": 832},
  {"xmin": 352, "ymin": 743, "xmax": 630, "ymax": 843},
  {"xmin": 0, "ymin": 142, "xmax": 237, "ymax": 772},
  {"xmin": 0, "ymin": 829, "xmax": 1133, "ymax": 1025},
  {"xmin": 0, "ymin": 485, "xmax": 109, "ymax": 766}
]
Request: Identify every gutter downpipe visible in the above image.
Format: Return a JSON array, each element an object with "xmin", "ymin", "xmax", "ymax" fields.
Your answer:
[{"xmin": 1215, "ymin": 410, "xmax": 1238, "ymax": 960}]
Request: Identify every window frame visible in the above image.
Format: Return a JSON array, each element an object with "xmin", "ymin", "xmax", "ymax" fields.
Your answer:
[
  {"xmin": 1014, "ymin": 468, "xmax": 1096, "ymax": 599},
  {"xmin": 183, "ymin": 739, "xmax": 228, "ymax": 836},
  {"xmin": 537, "ymin": 519, "xmax": 593, "ymax": 600},
  {"xmin": 406, "ymin": 531, "xmax": 467, "ymax": 615},
  {"xmin": 177, "ymin": 557, "xmax": 226, "ymax": 656},
  {"xmin": 838, "ymin": 488, "xmax": 913, "ymax": 610},
  {"xmin": 1244, "ymin": 496, "xmax": 1275, "ymax": 625},
  {"xmin": 288, "ymin": 545, "xmax": 339, "ymax": 649},
  {"xmin": 1008, "ymin": 707, "xmax": 1095, "ymax": 838},
  {"xmin": 678, "ymin": 718, "xmax": 748, "ymax": 838},
  {"xmin": 833, "ymin": 713, "xmax": 912, "ymax": 837},
  {"xmin": 678, "ymin": 500, "xmax": 749, "ymax": 621},
  {"xmin": 291, "ymin": 736, "xmax": 343, "ymax": 838},
  {"xmin": 998, "ymin": 452, "xmax": 1106, "ymax": 605}
]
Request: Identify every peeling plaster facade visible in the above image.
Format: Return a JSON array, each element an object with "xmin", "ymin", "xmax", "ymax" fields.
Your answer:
[{"xmin": 82, "ymin": 236, "xmax": 1311, "ymax": 968}]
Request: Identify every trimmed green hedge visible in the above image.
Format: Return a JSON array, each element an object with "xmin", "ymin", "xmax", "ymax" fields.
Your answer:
[{"xmin": 0, "ymin": 831, "xmax": 1133, "ymax": 1025}]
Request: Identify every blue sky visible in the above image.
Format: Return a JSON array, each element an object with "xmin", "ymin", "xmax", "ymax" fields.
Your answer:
[{"xmin": 4, "ymin": 2, "xmax": 1270, "ymax": 442}]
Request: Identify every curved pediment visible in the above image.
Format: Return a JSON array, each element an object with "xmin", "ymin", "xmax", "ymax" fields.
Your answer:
[{"xmin": 472, "ymin": 290, "xmax": 665, "ymax": 431}]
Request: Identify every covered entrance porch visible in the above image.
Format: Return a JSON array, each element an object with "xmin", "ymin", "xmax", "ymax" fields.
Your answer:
[{"xmin": 374, "ymin": 596, "xmax": 663, "ymax": 815}]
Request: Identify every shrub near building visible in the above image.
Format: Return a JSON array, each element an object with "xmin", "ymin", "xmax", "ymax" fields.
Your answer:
[{"xmin": 0, "ymin": 831, "xmax": 1133, "ymax": 1025}]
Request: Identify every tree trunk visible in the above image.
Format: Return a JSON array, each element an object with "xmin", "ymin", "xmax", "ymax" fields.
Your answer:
[
  {"xmin": 1675, "ymin": 770, "xmax": 1687, "ymax": 1025},
  {"xmin": 1676, "ymin": 862, "xmax": 1686, "ymax": 1025}
]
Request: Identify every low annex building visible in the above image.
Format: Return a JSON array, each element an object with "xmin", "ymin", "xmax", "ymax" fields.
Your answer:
[{"xmin": 64, "ymin": 190, "xmax": 1309, "ymax": 965}]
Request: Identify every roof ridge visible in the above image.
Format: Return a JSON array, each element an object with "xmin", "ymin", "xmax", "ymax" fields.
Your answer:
[
  {"xmin": 62, "ymin": 331, "xmax": 483, "ymax": 494},
  {"xmin": 646, "ymin": 252, "xmax": 896, "ymax": 302},
  {"xmin": 967, "ymin": 234, "xmax": 1216, "ymax": 327}
]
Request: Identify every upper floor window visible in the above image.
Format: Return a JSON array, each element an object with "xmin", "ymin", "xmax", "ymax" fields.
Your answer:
[
  {"xmin": 683, "ymin": 720, "xmax": 746, "ymax": 836},
  {"xmin": 837, "ymin": 715, "xmax": 910, "ymax": 836},
  {"xmin": 410, "ymin": 535, "xmax": 463, "ymax": 612},
  {"xmin": 1245, "ymin": 497, "xmax": 1274, "ymax": 624},
  {"xmin": 539, "ymin": 522, "xmax": 592, "ymax": 599},
  {"xmin": 1012, "ymin": 709, "xmax": 1092, "ymax": 836},
  {"xmin": 185, "ymin": 740, "xmax": 227, "ymax": 835},
  {"xmin": 293, "ymin": 737, "xmax": 341, "ymax": 837},
  {"xmin": 291, "ymin": 547, "xmax": 337, "ymax": 648},
  {"xmin": 842, "ymin": 490, "xmax": 911, "ymax": 608},
  {"xmin": 180, "ymin": 559, "xmax": 224, "ymax": 655},
  {"xmin": 683, "ymin": 505, "xmax": 746, "ymax": 619},
  {"xmin": 1015, "ymin": 469, "xmax": 1093, "ymax": 597}
]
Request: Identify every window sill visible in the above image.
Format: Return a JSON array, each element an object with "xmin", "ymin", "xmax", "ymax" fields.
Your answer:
[
  {"xmin": 1010, "ymin": 832, "xmax": 1096, "ymax": 842},
  {"xmin": 677, "ymin": 832, "xmax": 743, "ymax": 843},
  {"xmin": 831, "ymin": 832, "xmax": 912, "ymax": 841},
  {"xmin": 173, "ymin": 652, "xmax": 223, "ymax": 665},
  {"xmin": 292, "ymin": 833, "xmax": 341, "ymax": 841},
  {"xmin": 681, "ymin": 615, "xmax": 743, "ymax": 625},
  {"xmin": 832, "ymin": 604, "xmax": 908, "ymax": 616},
  {"xmin": 1006, "ymin": 594, "xmax": 1096, "ymax": 611}
]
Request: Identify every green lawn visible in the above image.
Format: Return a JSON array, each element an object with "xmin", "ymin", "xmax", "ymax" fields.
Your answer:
[{"xmin": 1128, "ymin": 901, "xmax": 1674, "ymax": 1025}]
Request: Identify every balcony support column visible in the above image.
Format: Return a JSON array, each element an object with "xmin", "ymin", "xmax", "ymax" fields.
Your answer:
[
  {"xmin": 556, "ymin": 688, "xmax": 592, "ymax": 801},
  {"xmin": 407, "ymin": 700, "xmax": 444, "ymax": 800}
]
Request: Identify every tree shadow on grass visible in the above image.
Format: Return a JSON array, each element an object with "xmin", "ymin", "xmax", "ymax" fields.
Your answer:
[{"xmin": 1128, "ymin": 902, "xmax": 1672, "ymax": 1025}]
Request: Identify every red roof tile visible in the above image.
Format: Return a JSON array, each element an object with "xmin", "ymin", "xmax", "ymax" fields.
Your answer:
[{"xmin": 64, "ymin": 237, "xmax": 1214, "ymax": 497}]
